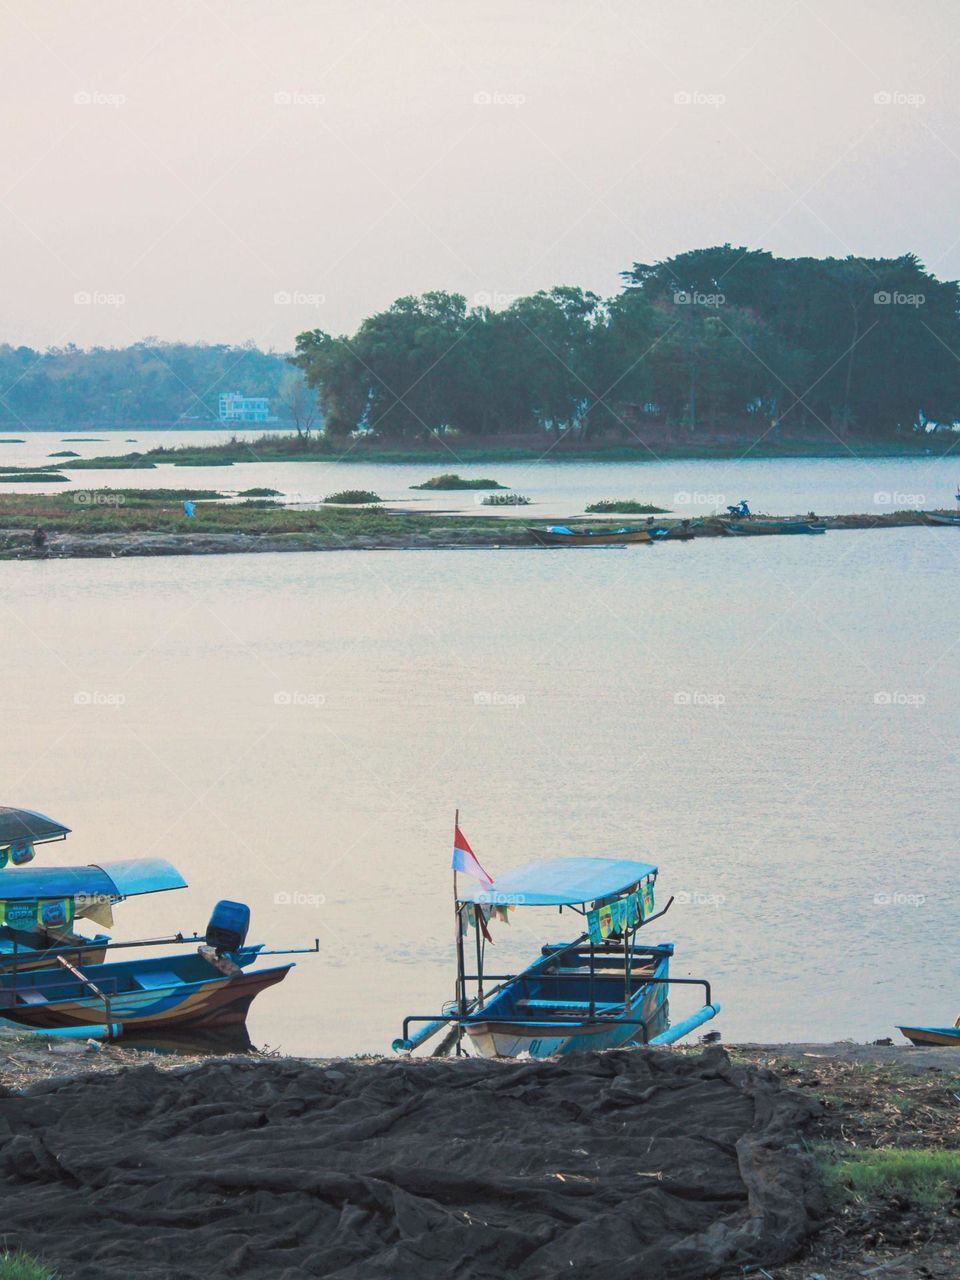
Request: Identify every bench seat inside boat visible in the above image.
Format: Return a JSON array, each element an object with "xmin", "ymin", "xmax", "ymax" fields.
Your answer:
[
  {"xmin": 517, "ymin": 999, "xmax": 624, "ymax": 1011},
  {"xmin": 16, "ymin": 990, "xmax": 49, "ymax": 1005},
  {"xmin": 135, "ymin": 970, "xmax": 182, "ymax": 990}
]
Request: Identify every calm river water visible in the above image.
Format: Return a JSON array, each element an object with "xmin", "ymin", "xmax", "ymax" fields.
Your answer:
[
  {"xmin": 1, "ymin": 428, "xmax": 958, "ymax": 516},
  {"xmin": 2, "ymin": 521, "xmax": 957, "ymax": 1055}
]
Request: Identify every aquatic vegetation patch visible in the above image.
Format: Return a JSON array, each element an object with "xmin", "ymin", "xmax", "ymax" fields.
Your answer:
[
  {"xmin": 323, "ymin": 489, "xmax": 381, "ymax": 504},
  {"xmin": 585, "ymin": 499, "xmax": 670, "ymax": 514},
  {"xmin": 410, "ymin": 474, "xmax": 506, "ymax": 490}
]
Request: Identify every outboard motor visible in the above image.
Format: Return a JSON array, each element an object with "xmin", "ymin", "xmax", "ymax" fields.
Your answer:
[{"xmin": 205, "ymin": 900, "xmax": 250, "ymax": 955}]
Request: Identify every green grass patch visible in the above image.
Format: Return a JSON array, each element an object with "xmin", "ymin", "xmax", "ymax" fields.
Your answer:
[
  {"xmin": 324, "ymin": 489, "xmax": 381, "ymax": 504},
  {"xmin": 0, "ymin": 1251, "xmax": 58, "ymax": 1279},
  {"xmin": 822, "ymin": 1147, "xmax": 960, "ymax": 1210},
  {"xmin": 0, "ymin": 491, "xmax": 523, "ymax": 542},
  {"xmin": 585, "ymin": 499, "xmax": 670, "ymax": 514},
  {"xmin": 59, "ymin": 451, "xmax": 156, "ymax": 469},
  {"xmin": 410, "ymin": 473, "xmax": 506, "ymax": 490},
  {"xmin": 0, "ymin": 472, "xmax": 68, "ymax": 483},
  {"xmin": 109, "ymin": 488, "xmax": 223, "ymax": 502},
  {"xmin": 239, "ymin": 487, "xmax": 281, "ymax": 497}
]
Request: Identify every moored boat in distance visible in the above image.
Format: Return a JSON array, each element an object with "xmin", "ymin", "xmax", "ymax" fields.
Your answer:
[
  {"xmin": 528, "ymin": 525, "xmax": 666, "ymax": 546},
  {"xmin": 719, "ymin": 519, "xmax": 826, "ymax": 536},
  {"xmin": 395, "ymin": 855, "xmax": 719, "ymax": 1058},
  {"xmin": 898, "ymin": 1024, "xmax": 960, "ymax": 1046},
  {"xmin": 924, "ymin": 512, "xmax": 960, "ymax": 526}
]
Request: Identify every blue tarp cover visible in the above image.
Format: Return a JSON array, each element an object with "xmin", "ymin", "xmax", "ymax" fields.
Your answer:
[
  {"xmin": 0, "ymin": 858, "xmax": 186, "ymax": 902},
  {"xmin": 458, "ymin": 856, "xmax": 657, "ymax": 907}
]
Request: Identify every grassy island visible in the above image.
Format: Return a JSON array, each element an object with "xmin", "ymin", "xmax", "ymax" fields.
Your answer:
[
  {"xmin": 323, "ymin": 489, "xmax": 381, "ymax": 504},
  {"xmin": 585, "ymin": 499, "xmax": 670, "ymax": 514},
  {"xmin": 410, "ymin": 474, "xmax": 506, "ymax": 490}
]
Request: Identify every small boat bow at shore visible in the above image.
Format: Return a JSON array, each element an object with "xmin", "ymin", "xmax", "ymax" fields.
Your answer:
[
  {"xmin": 898, "ymin": 1024, "xmax": 960, "ymax": 1046},
  {"xmin": 719, "ymin": 519, "xmax": 826, "ymax": 536},
  {"xmin": 528, "ymin": 525, "xmax": 667, "ymax": 546},
  {"xmin": 396, "ymin": 855, "xmax": 719, "ymax": 1058}
]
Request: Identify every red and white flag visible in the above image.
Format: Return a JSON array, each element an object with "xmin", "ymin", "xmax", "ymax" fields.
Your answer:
[{"xmin": 451, "ymin": 823, "xmax": 494, "ymax": 887}]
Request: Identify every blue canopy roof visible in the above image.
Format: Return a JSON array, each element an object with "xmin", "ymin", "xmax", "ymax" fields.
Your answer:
[
  {"xmin": 0, "ymin": 807, "xmax": 70, "ymax": 847},
  {"xmin": 0, "ymin": 858, "xmax": 186, "ymax": 902},
  {"xmin": 458, "ymin": 857, "xmax": 657, "ymax": 907}
]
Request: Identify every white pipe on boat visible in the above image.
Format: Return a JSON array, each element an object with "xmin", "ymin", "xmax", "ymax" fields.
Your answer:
[{"xmin": 646, "ymin": 1003, "xmax": 720, "ymax": 1046}]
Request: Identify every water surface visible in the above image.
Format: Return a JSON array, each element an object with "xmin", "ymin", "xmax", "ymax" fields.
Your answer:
[
  {"xmin": 0, "ymin": 428, "xmax": 956, "ymax": 516},
  {"xmin": 1, "ymin": 529, "xmax": 956, "ymax": 1054}
]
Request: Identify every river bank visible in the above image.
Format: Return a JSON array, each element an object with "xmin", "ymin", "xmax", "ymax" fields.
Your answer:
[
  {"xmin": 0, "ymin": 497, "xmax": 954, "ymax": 559},
  {"xmin": 28, "ymin": 432, "xmax": 958, "ymax": 469},
  {"xmin": 0, "ymin": 1037, "xmax": 956, "ymax": 1279}
]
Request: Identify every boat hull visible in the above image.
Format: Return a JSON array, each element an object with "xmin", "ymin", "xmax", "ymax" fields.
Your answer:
[
  {"xmin": 0, "ymin": 958, "xmax": 292, "ymax": 1034},
  {"xmin": 925, "ymin": 513, "xmax": 960, "ymax": 526},
  {"xmin": 528, "ymin": 528, "xmax": 657, "ymax": 546},
  {"xmin": 462, "ymin": 944, "xmax": 674, "ymax": 1059},
  {"xmin": 898, "ymin": 1025, "xmax": 960, "ymax": 1046},
  {"xmin": 719, "ymin": 521, "xmax": 826, "ymax": 536},
  {"xmin": 465, "ymin": 990, "xmax": 668, "ymax": 1058}
]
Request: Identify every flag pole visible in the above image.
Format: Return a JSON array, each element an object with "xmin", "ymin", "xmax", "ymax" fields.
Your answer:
[{"xmin": 453, "ymin": 808, "xmax": 465, "ymax": 1056}]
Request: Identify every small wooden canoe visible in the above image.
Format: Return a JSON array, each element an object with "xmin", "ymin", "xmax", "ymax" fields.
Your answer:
[
  {"xmin": 719, "ymin": 520, "xmax": 826, "ymax": 536},
  {"xmin": 925, "ymin": 512, "xmax": 960, "ymax": 526},
  {"xmin": 898, "ymin": 1025, "xmax": 960, "ymax": 1046},
  {"xmin": 528, "ymin": 526, "xmax": 664, "ymax": 546}
]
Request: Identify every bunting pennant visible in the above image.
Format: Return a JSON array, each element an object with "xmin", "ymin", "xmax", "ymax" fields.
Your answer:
[{"xmin": 586, "ymin": 882, "xmax": 656, "ymax": 942}]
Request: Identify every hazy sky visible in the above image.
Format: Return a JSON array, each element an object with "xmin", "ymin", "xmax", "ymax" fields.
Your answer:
[{"xmin": 1, "ymin": 0, "xmax": 957, "ymax": 351}]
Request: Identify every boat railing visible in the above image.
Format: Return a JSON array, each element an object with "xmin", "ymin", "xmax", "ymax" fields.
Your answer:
[
  {"xmin": 462, "ymin": 972, "xmax": 712, "ymax": 1005},
  {"xmin": 395, "ymin": 976, "xmax": 715, "ymax": 1053},
  {"xmin": 0, "ymin": 934, "xmax": 320, "ymax": 983},
  {"xmin": 0, "ymin": 969, "xmax": 126, "ymax": 1006}
]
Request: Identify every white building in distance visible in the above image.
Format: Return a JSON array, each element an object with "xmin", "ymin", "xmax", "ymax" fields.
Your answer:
[{"xmin": 218, "ymin": 392, "xmax": 271, "ymax": 423}]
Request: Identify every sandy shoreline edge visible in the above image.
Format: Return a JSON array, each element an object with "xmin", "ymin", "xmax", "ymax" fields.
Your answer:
[{"xmin": 0, "ymin": 510, "xmax": 952, "ymax": 560}]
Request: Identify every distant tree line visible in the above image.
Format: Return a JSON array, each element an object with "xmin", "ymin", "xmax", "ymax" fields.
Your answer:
[
  {"xmin": 0, "ymin": 340, "xmax": 292, "ymax": 426},
  {"xmin": 293, "ymin": 248, "xmax": 960, "ymax": 444}
]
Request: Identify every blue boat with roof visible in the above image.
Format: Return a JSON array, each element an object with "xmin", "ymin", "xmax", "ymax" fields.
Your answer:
[
  {"xmin": 395, "ymin": 854, "xmax": 719, "ymax": 1058},
  {"xmin": 0, "ymin": 804, "xmax": 317, "ymax": 1037}
]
